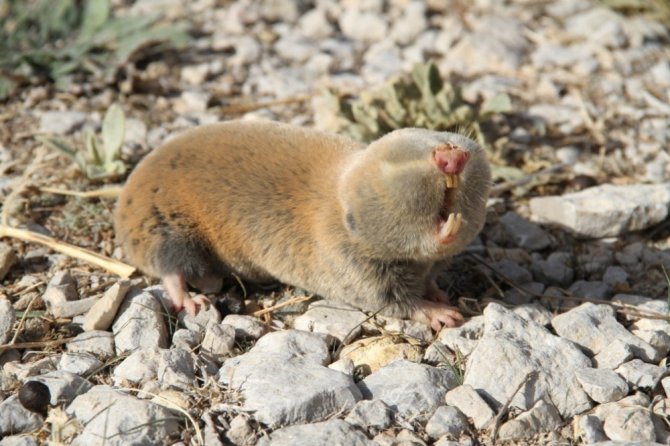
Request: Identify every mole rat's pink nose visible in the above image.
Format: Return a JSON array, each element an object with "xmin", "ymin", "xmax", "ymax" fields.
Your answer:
[{"xmin": 433, "ymin": 144, "xmax": 470, "ymax": 174}]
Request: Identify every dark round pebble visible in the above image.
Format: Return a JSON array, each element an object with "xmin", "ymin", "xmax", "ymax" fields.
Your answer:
[{"xmin": 18, "ymin": 381, "xmax": 50, "ymax": 416}]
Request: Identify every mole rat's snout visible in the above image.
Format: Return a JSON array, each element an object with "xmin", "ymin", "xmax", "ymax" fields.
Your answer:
[{"xmin": 433, "ymin": 143, "xmax": 470, "ymax": 189}]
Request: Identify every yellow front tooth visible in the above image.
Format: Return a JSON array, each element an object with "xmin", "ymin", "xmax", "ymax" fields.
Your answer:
[
  {"xmin": 445, "ymin": 175, "xmax": 453, "ymax": 188},
  {"xmin": 442, "ymin": 212, "xmax": 455, "ymax": 237},
  {"xmin": 452, "ymin": 212, "xmax": 463, "ymax": 235}
]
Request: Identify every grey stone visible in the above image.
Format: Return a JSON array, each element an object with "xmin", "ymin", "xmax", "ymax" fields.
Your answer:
[
  {"xmin": 465, "ymin": 304, "xmax": 592, "ymax": 418},
  {"xmin": 275, "ymin": 35, "xmax": 316, "ymax": 63},
  {"xmin": 0, "ymin": 243, "xmax": 17, "ymax": 281},
  {"xmin": 112, "ymin": 288, "xmax": 168, "ymax": 354},
  {"xmin": 178, "ymin": 302, "xmax": 221, "ymax": 332},
  {"xmin": 0, "ymin": 395, "xmax": 43, "ymax": 436},
  {"xmin": 257, "ymin": 419, "xmax": 373, "ymax": 446},
  {"xmin": 436, "ymin": 316, "xmax": 484, "ymax": 357},
  {"xmin": 113, "ymin": 348, "xmax": 160, "ymax": 385},
  {"xmin": 425, "ymin": 405, "xmax": 470, "ymax": 440},
  {"xmin": 574, "ymin": 414, "xmax": 608, "ymax": 444},
  {"xmin": 298, "ymin": 9, "xmax": 333, "ymax": 39},
  {"xmin": 575, "ymin": 368, "xmax": 628, "ymax": 403},
  {"xmin": 201, "ymin": 323, "xmax": 236, "ymax": 358},
  {"xmin": 446, "ymin": 16, "xmax": 528, "ymax": 75},
  {"xmin": 219, "ymin": 352, "xmax": 360, "ymax": 427},
  {"xmin": 39, "ymin": 111, "xmax": 87, "ymax": 134},
  {"xmin": 444, "ymin": 385, "xmax": 495, "ymax": 430},
  {"xmin": 42, "ymin": 271, "xmax": 78, "ymax": 317},
  {"xmin": 329, "ymin": 358, "xmax": 355, "ymax": 375},
  {"xmin": 67, "ymin": 330, "xmax": 115, "ymax": 359},
  {"xmin": 494, "ymin": 259, "xmax": 532, "ymax": 284},
  {"xmin": 504, "ymin": 281, "xmax": 544, "ymax": 306},
  {"xmin": 157, "ymin": 348, "xmax": 196, "ymax": 389},
  {"xmin": 513, "ymin": 303, "xmax": 553, "ymax": 326},
  {"xmin": 633, "ymin": 329, "xmax": 670, "ymax": 358},
  {"xmin": 338, "ymin": 8, "xmax": 388, "ymax": 43},
  {"xmin": 67, "ymin": 385, "xmax": 180, "ymax": 445},
  {"xmin": 568, "ymin": 280, "xmax": 610, "ymax": 300},
  {"xmin": 529, "ymin": 183, "xmax": 670, "ymax": 238},
  {"xmin": 593, "ymin": 338, "xmax": 634, "ymax": 369},
  {"xmin": 566, "ymin": 6, "xmax": 627, "ymax": 48},
  {"xmin": 228, "ymin": 35, "xmax": 262, "ymax": 66},
  {"xmin": 390, "ymin": 1, "xmax": 426, "ymax": 45},
  {"xmin": 497, "ymin": 399, "xmax": 563, "ymax": 441},
  {"xmin": 616, "ymin": 359, "xmax": 666, "ymax": 390},
  {"xmin": 552, "ymin": 303, "xmax": 660, "ymax": 362},
  {"xmin": 222, "ymin": 314, "xmax": 268, "ymax": 341},
  {"xmin": 83, "ymin": 280, "xmax": 131, "ymax": 331},
  {"xmin": 531, "ymin": 252, "xmax": 574, "ymax": 286},
  {"xmin": 249, "ymin": 329, "xmax": 331, "ymax": 365},
  {"xmin": 345, "ymin": 399, "xmax": 394, "ymax": 431},
  {"xmin": 58, "ymin": 352, "xmax": 103, "ymax": 376},
  {"xmin": 172, "ymin": 328, "xmax": 200, "ymax": 350},
  {"xmin": 499, "ymin": 211, "xmax": 552, "ymax": 251},
  {"xmin": 2, "ymin": 356, "xmax": 58, "ymax": 381},
  {"xmin": 362, "ymin": 41, "xmax": 404, "ymax": 84},
  {"xmin": 603, "ymin": 266, "xmax": 629, "ymax": 287},
  {"xmin": 29, "ymin": 370, "xmax": 92, "ymax": 405},
  {"xmin": 358, "ymin": 360, "xmax": 459, "ymax": 419},
  {"xmin": 223, "ymin": 414, "xmax": 255, "ymax": 446},
  {"xmin": 0, "ymin": 436, "xmax": 39, "ymax": 446},
  {"xmin": 0, "ymin": 299, "xmax": 15, "ymax": 345},
  {"xmin": 603, "ymin": 404, "xmax": 656, "ymax": 442},
  {"xmin": 293, "ymin": 300, "xmax": 368, "ymax": 343}
]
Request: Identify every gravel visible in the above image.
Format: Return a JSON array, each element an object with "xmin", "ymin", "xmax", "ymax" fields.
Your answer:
[{"xmin": 2, "ymin": 0, "xmax": 670, "ymax": 444}]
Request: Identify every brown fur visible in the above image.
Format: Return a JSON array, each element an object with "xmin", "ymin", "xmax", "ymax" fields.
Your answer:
[{"xmin": 114, "ymin": 120, "xmax": 491, "ymax": 328}]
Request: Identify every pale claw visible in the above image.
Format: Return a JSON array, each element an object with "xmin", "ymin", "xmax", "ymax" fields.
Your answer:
[
  {"xmin": 412, "ymin": 299, "xmax": 464, "ymax": 331},
  {"xmin": 182, "ymin": 294, "xmax": 211, "ymax": 316}
]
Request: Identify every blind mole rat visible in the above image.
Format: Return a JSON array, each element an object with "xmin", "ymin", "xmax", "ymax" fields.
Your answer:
[{"xmin": 114, "ymin": 120, "xmax": 491, "ymax": 330}]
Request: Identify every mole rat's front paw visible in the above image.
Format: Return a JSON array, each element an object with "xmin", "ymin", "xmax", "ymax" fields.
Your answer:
[
  {"xmin": 412, "ymin": 299, "xmax": 464, "ymax": 331},
  {"xmin": 177, "ymin": 294, "xmax": 211, "ymax": 316}
]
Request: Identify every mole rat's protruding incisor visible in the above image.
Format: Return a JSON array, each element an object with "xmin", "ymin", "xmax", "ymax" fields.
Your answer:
[{"xmin": 114, "ymin": 120, "xmax": 491, "ymax": 330}]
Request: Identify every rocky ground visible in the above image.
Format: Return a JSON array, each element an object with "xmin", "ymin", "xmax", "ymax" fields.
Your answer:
[{"xmin": 1, "ymin": 0, "xmax": 670, "ymax": 444}]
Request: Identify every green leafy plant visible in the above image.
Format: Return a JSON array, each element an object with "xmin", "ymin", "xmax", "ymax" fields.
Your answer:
[
  {"xmin": 38, "ymin": 104, "xmax": 127, "ymax": 181},
  {"xmin": 0, "ymin": 0, "xmax": 190, "ymax": 99},
  {"xmin": 316, "ymin": 61, "xmax": 512, "ymax": 143}
]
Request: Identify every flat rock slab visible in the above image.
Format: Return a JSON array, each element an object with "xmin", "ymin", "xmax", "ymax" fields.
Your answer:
[
  {"xmin": 219, "ymin": 353, "xmax": 361, "ymax": 427},
  {"xmin": 293, "ymin": 300, "xmax": 368, "ymax": 343},
  {"xmin": 464, "ymin": 303, "xmax": 592, "ymax": 418},
  {"xmin": 358, "ymin": 359, "xmax": 459, "ymax": 420},
  {"xmin": 498, "ymin": 399, "xmax": 562, "ymax": 441},
  {"xmin": 529, "ymin": 183, "xmax": 670, "ymax": 238},
  {"xmin": 250, "ymin": 329, "xmax": 331, "ymax": 365},
  {"xmin": 257, "ymin": 419, "xmax": 374, "ymax": 446},
  {"xmin": 83, "ymin": 280, "xmax": 131, "ymax": 331},
  {"xmin": 444, "ymin": 384, "xmax": 495, "ymax": 430},
  {"xmin": 575, "ymin": 368, "xmax": 628, "ymax": 403},
  {"xmin": 552, "ymin": 303, "xmax": 660, "ymax": 363},
  {"xmin": 67, "ymin": 330, "xmax": 115, "ymax": 359},
  {"xmin": 112, "ymin": 288, "xmax": 168, "ymax": 354},
  {"xmin": 66, "ymin": 385, "xmax": 180, "ymax": 445}
]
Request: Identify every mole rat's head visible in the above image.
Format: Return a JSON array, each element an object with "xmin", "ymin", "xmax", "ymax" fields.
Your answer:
[{"xmin": 338, "ymin": 128, "xmax": 491, "ymax": 261}]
